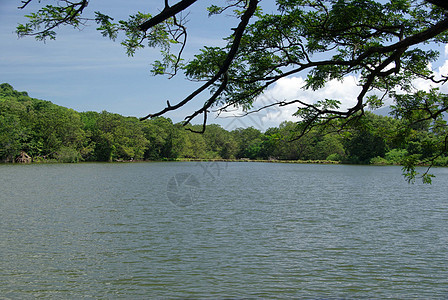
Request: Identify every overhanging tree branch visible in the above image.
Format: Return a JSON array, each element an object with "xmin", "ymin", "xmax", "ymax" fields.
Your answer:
[
  {"xmin": 140, "ymin": 0, "xmax": 259, "ymax": 121},
  {"xmin": 16, "ymin": 0, "xmax": 90, "ymax": 40},
  {"xmin": 138, "ymin": 0, "xmax": 197, "ymax": 31},
  {"xmin": 18, "ymin": 0, "xmax": 33, "ymax": 9}
]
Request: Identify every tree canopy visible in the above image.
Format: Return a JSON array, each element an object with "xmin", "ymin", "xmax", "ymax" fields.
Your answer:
[
  {"xmin": 14, "ymin": 0, "xmax": 448, "ymax": 181},
  {"xmin": 2, "ymin": 82, "xmax": 448, "ymax": 183}
]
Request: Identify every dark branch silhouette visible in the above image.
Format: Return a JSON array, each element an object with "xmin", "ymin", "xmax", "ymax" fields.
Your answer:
[
  {"xmin": 138, "ymin": 0, "xmax": 197, "ymax": 31},
  {"xmin": 140, "ymin": 0, "xmax": 259, "ymax": 122}
]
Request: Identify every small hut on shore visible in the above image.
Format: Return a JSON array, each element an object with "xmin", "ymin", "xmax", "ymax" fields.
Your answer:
[{"xmin": 16, "ymin": 151, "xmax": 32, "ymax": 163}]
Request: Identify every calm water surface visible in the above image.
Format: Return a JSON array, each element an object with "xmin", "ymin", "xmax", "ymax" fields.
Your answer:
[{"xmin": 1, "ymin": 162, "xmax": 447, "ymax": 299}]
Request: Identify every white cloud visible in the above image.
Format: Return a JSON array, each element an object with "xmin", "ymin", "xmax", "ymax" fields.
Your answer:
[
  {"xmin": 435, "ymin": 60, "xmax": 448, "ymax": 94},
  {"xmin": 256, "ymin": 75, "xmax": 361, "ymax": 127},
  {"xmin": 214, "ymin": 74, "xmax": 364, "ymax": 130},
  {"xmin": 227, "ymin": 55, "xmax": 448, "ymax": 130},
  {"xmin": 406, "ymin": 60, "xmax": 448, "ymax": 94}
]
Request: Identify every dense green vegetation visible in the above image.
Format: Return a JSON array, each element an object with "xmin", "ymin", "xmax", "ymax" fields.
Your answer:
[
  {"xmin": 14, "ymin": 1, "xmax": 448, "ymax": 181},
  {"xmin": 1, "ymin": 83, "xmax": 447, "ymax": 167}
]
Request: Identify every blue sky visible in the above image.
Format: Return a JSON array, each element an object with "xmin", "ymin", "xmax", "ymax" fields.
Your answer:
[
  {"xmin": 0, "ymin": 1, "xmax": 234, "ymax": 124},
  {"xmin": 1, "ymin": 1, "xmax": 448, "ymax": 131}
]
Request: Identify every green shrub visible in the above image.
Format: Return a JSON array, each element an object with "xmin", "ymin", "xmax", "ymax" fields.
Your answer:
[
  {"xmin": 385, "ymin": 149, "xmax": 408, "ymax": 164},
  {"xmin": 326, "ymin": 153, "xmax": 343, "ymax": 161},
  {"xmin": 370, "ymin": 156, "xmax": 389, "ymax": 165},
  {"xmin": 433, "ymin": 155, "xmax": 448, "ymax": 166},
  {"xmin": 56, "ymin": 147, "xmax": 81, "ymax": 163}
]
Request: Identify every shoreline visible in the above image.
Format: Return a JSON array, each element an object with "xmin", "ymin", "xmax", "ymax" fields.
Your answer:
[{"xmin": 2, "ymin": 157, "xmax": 426, "ymax": 167}]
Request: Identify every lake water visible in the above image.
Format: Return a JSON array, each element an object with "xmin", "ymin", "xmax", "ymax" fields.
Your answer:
[{"xmin": 1, "ymin": 162, "xmax": 447, "ymax": 299}]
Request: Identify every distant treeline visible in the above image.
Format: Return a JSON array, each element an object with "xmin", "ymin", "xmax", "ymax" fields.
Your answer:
[{"xmin": 1, "ymin": 83, "xmax": 447, "ymax": 166}]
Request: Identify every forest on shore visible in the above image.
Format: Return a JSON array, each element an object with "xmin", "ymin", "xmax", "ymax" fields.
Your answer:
[{"xmin": 1, "ymin": 83, "xmax": 447, "ymax": 166}]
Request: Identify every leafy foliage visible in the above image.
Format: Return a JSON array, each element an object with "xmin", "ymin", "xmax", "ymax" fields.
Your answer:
[
  {"xmin": 1, "ymin": 83, "xmax": 447, "ymax": 183},
  {"xmin": 13, "ymin": 1, "xmax": 448, "ymax": 181},
  {"xmin": 16, "ymin": 1, "xmax": 448, "ymax": 122}
]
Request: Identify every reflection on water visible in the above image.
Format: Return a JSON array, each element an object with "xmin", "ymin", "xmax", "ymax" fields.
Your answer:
[{"xmin": 1, "ymin": 162, "xmax": 447, "ymax": 298}]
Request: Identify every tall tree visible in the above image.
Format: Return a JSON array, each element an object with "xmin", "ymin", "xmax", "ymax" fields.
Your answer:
[{"xmin": 92, "ymin": 111, "xmax": 148, "ymax": 161}]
